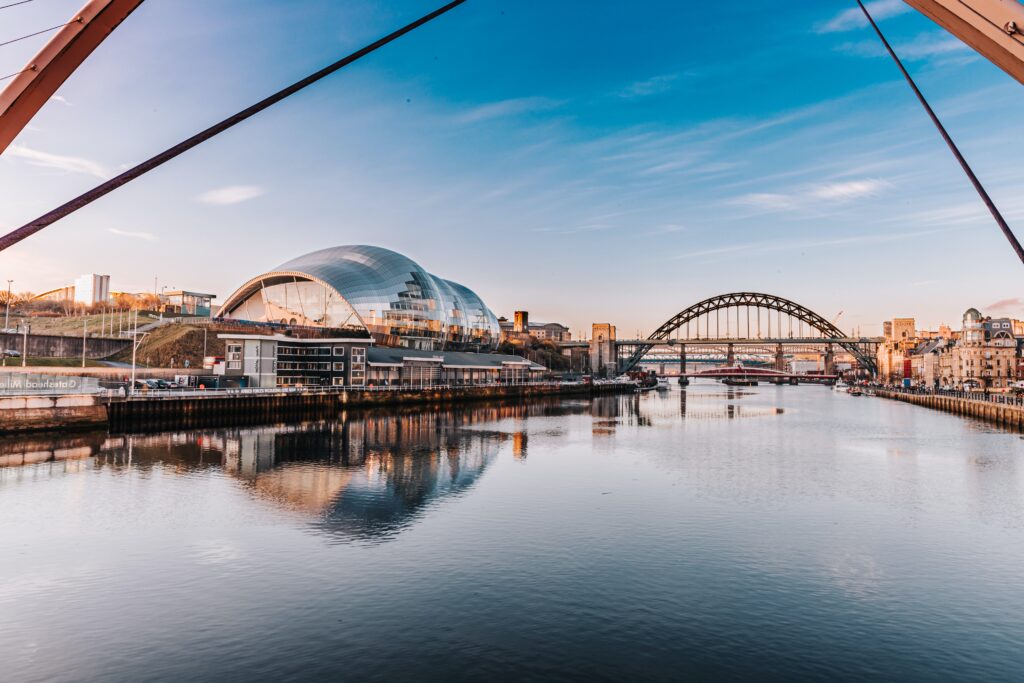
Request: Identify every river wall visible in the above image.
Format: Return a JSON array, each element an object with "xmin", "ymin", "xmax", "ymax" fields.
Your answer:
[
  {"xmin": 1, "ymin": 383, "xmax": 632, "ymax": 434},
  {"xmin": 0, "ymin": 332, "xmax": 130, "ymax": 359},
  {"xmin": 875, "ymin": 390, "xmax": 1024, "ymax": 431}
]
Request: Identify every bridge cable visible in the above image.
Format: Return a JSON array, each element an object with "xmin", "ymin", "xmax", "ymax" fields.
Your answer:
[
  {"xmin": 0, "ymin": 0, "xmax": 37, "ymax": 10},
  {"xmin": 0, "ymin": 19, "xmax": 81, "ymax": 49},
  {"xmin": 0, "ymin": 0, "xmax": 467, "ymax": 253},
  {"xmin": 856, "ymin": 0, "xmax": 1024, "ymax": 266},
  {"xmin": 0, "ymin": 65, "xmax": 34, "ymax": 82}
]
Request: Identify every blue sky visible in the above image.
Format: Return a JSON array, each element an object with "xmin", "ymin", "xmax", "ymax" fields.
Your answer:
[{"xmin": 2, "ymin": 0, "xmax": 1023, "ymax": 336}]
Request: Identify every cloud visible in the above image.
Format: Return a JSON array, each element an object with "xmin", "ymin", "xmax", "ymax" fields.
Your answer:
[
  {"xmin": 817, "ymin": 0, "xmax": 911, "ymax": 33},
  {"xmin": 646, "ymin": 223, "xmax": 687, "ymax": 235},
  {"xmin": 733, "ymin": 193, "xmax": 798, "ymax": 211},
  {"xmin": 836, "ymin": 32, "xmax": 971, "ymax": 60},
  {"xmin": 7, "ymin": 145, "xmax": 108, "ymax": 179},
  {"xmin": 733, "ymin": 178, "xmax": 890, "ymax": 212},
  {"xmin": 108, "ymin": 228, "xmax": 157, "ymax": 241},
  {"xmin": 455, "ymin": 97, "xmax": 562, "ymax": 124},
  {"xmin": 987, "ymin": 298, "xmax": 1024, "ymax": 314},
  {"xmin": 618, "ymin": 73, "xmax": 680, "ymax": 98},
  {"xmin": 197, "ymin": 185, "xmax": 265, "ymax": 205},
  {"xmin": 810, "ymin": 179, "xmax": 888, "ymax": 200},
  {"xmin": 675, "ymin": 227, "xmax": 954, "ymax": 261},
  {"xmin": 49, "ymin": 95, "xmax": 71, "ymax": 106}
]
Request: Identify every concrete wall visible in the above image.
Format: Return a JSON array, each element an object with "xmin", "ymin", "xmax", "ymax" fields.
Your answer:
[
  {"xmin": 0, "ymin": 394, "xmax": 108, "ymax": 433},
  {"xmin": 0, "ymin": 332, "xmax": 130, "ymax": 359},
  {"xmin": 876, "ymin": 390, "xmax": 1024, "ymax": 430}
]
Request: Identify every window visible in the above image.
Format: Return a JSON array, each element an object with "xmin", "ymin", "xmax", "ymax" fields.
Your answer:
[
  {"xmin": 332, "ymin": 377, "xmax": 346, "ymax": 386},
  {"xmin": 227, "ymin": 344, "xmax": 242, "ymax": 370},
  {"xmin": 334, "ymin": 346, "xmax": 346, "ymax": 356},
  {"xmin": 352, "ymin": 347, "xmax": 366, "ymax": 362},
  {"xmin": 333, "ymin": 362, "xmax": 345, "ymax": 372}
]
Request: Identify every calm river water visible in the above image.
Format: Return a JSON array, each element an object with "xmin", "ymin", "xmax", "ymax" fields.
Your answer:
[{"xmin": 2, "ymin": 383, "xmax": 1023, "ymax": 682}]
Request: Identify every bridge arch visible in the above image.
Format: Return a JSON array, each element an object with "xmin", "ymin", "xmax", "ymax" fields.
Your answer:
[{"xmin": 620, "ymin": 292, "xmax": 877, "ymax": 375}]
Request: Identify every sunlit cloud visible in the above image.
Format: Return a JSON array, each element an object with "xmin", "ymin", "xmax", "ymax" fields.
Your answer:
[
  {"xmin": 197, "ymin": 185, "xmax": 265, "ymax": 205},
  {"xmin": 108, "ymin": 228, "xmax": 157, "ymax": 241},
  {"xmin": 7, "ymin": 145, "xmax": 108, "ymax": 179},
  {"xmin": 49, "ymin": 95, "xmax": 71, "ymax": 106},
  {"xmin": 987, "ymin": 297, "xmax": 1024, "ymax": 314},
  {"xmin": 817, "ymin": 0, "xmax": 911, "ymax": 33}
]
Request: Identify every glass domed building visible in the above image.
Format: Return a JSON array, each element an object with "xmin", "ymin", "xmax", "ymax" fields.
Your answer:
[{"xmin": 218, "ymin": 245, "xmax": 501, "ymax": 351}]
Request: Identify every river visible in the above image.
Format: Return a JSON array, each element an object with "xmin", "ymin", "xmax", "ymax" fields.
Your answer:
[{"xmin": 1, "ymin": 383, "xmax": 1023, "ymax": 681}]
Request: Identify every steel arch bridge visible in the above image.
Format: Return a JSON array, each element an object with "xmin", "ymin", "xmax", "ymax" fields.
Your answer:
[{"xmin": 619, "ymin": 292, "xmax": 878, "ymax": 375}]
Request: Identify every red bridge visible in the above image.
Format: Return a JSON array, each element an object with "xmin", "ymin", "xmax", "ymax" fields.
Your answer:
[{"xmin": 686, "ymin": 366, "xmax": 837, "ymax": 385}]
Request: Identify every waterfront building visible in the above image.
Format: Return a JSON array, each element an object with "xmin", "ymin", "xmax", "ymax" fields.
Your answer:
[
  {"xmin": 499, "ymin": 313, "xmax": 572, "ymax": 343},
  {"xmin": 218, "ymin": 245, "xmax": 500, "ymax": 352},
  {"xmin": 160, "ymin": 290, "xmax": 216, "ymax": 317},
  {"xmin": 73, "ymin": 274, "xmax": 110, "ymax": 305},
  {"xmin": 217, "ymin": 333, "xmax": 543, "ymax": 388},
  {"xmin": 935, "ymin": 308, "xmax": 1018, "ymax": 389}
]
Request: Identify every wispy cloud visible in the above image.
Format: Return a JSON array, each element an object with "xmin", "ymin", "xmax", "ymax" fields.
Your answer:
[
  {"xmin": 455, "ymin": 97, "xmax": 562, "ymax": 124},
  {"xmin": 197, "ymin": 185, "xmax": 265, "ymax": 205},
  {"xmin": 817, "ymin": 0, "xmax": 910, "ymax": 33},
  {"xmin": 675, "ymin": 227, "xmax": 954, "ymax": 261},
  {"xmin": 7, "ymin": 145, "xmax": 108, "ymax": 179},
  {"xmin": 836, "ymin": 32, "xmax": 971, "ymax": 60},
  {"xmin": 987, "ymin": 298, "xmax": 1024, "ymax": 314},
  {"xmin": 108, "ymin": 228, "xmax": 157, "ymax": 241},
  {"xmin": 49, "ymin": 95, "xmax": 71, "ymax": 106},
  {"xmin": 618, "ymin": 73, "xmax": 680, "ymax": 98},
  {"xmin": 733, "ymin": 178, "xmax": 890, "ymax": 212},
  {"xmin": 810, "ymin": 179, "xmax": 889, "ymax": 200},
  {"xmin": 646, "ymin": 223, "xmax": 687, "ymax": 235},
  {"xmin": 733, "ymin": 193, "xmax": 797, "ymax": 211}
]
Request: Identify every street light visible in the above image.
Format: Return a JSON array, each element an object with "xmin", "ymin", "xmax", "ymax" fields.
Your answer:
[{"xmin": 4, "ymin": 279, "xmax": 11, "ymax": 330}]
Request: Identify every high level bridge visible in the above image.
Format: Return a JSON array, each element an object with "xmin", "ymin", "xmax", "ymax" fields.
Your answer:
[{"xmin": 609, "ymin": 293, "xmax": 882, "ymax": 376}]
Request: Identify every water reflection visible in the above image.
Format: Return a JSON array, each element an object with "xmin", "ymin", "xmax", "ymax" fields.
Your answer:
[{"xmin": 0, "ymin": 401, "xmax": 585, "ymax": 544}]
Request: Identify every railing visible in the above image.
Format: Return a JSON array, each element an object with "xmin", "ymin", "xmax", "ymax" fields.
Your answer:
[
  {"xmin": 115, "ymin": 381, "xmax": 590, "ymax": 401},
  {"xmin": 880, "ymin": 385, "xmax": 1024, "ymax": 407}
]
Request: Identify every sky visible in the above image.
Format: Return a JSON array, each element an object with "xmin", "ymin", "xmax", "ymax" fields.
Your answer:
[{"xmin": 1, "ymin": 0, "xmax": 1023, "ymax": 338}]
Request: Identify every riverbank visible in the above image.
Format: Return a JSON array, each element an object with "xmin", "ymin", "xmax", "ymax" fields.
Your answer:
[
  {"xmin": 875, "ymin": 389, "xmax": 1024, "ymax": 431},
  {"xmin": 1, "ymin": 382, "xmax": 634, "ymax": 434}
]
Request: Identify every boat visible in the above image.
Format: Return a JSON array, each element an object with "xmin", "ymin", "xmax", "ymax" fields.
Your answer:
[
  {"xmin": 722, "ymin": 378, "xmax": 758, "ymax": 386},
  {"xmin": 847, "ymin": 387, "xmax": 863, "ymax": 396},
  {"xmin": 656, "ymin": 377, "xmax": 671, "ymax": 391}
]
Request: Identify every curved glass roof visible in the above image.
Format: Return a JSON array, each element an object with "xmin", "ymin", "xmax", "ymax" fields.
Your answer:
[{"xmin": 221, "ymin": 245, "xmax": 501, "ymax": 351}]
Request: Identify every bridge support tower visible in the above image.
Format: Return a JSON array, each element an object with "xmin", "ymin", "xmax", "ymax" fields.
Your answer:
[
  {"xmin": 824, "ymin": 344, "xmax": 836, "ymax": 376},
  {"xmin": 726, "ymin": 343, "xmax": 735, "ymax": 366},
  {"xmin": 678, "ymin": 344, "xmax": 689, "ymax": 386},
  {"xmin": 774, "ymin": 343, "xmax": 785, "ymax": 372}
]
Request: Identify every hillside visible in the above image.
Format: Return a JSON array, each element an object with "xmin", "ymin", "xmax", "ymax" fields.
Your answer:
[{"xmin": 108, "ymin": 324, "xmax": 227, "ymax": 368}]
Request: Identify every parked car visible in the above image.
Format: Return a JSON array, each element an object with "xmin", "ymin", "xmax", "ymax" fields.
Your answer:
[{"xmin": 2, "ymin": 349, "xmax": 21, "ymax": 358}]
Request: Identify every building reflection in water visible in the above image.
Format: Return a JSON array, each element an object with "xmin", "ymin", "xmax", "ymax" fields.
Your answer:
[{"xmin": 0, "ymin": 401, "xmax": 586, "ymax": 543}]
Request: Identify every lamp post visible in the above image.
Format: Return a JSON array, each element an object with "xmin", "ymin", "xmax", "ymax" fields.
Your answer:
[{"xmin": 4, "ymin": 279, "xmax": 11, "ymax": 330}]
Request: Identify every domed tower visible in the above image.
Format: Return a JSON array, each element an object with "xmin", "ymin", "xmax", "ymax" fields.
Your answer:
[{"xmin": 962, "ymin": 308, "xmax": 983, "ymax": 344}]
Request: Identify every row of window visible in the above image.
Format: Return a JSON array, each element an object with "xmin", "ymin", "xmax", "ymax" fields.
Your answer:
[{"xmin": 276, "ymin": 362, "xmax": 349, "ymax": 372}]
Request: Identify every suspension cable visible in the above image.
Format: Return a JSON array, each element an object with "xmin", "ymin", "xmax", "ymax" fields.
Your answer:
[
  {"xmin": 0, "ymin": 64, "xmax": 34, "ymax": 81},
  {"xmin": 0, "ymin": 0, "xmax": 37, "ymax": 9},
  {"xmin": 857, "ymin": 0, "xmax": 1024, "ymax": 266},
  {"xmin": 0, "ymin": 0, "xmax": 467, "ymax": 253},
  {"xmin": 0, "ymin": 19, "xmax": 82, "ymax": 48}
]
